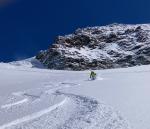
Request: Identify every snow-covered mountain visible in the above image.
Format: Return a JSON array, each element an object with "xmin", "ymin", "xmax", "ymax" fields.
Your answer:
[
  {"xmin": 1, "ymin": 23, "xmax": 150, "ymax": 129},
  {"xmin": 0, "ymin": 59, "xmax": 150, "ymax": 129},
  {"xmin": 36, "ymin": 23, "xmax": 150, "ymax": 70},
  {"xmin": 0, "ymin": 58, "xmax": 45, "ymax": 69}
]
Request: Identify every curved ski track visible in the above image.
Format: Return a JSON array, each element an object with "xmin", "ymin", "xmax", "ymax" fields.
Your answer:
[{"xmin": 0, "ymin": 82, "xmax": 130, "ymax": 129}]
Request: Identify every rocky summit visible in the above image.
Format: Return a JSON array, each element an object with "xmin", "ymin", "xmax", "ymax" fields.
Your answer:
[{"xmin": 36, "ymin": 23, "xmax": 150, "ymax": 70}]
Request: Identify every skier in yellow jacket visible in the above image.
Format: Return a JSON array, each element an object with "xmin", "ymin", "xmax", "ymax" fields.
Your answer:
[{"xmin": 90, "ymin": 71, "xmax": 97, "ymax": 80}]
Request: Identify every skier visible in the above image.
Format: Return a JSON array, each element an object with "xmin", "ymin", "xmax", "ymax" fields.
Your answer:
[{"xmin": 90, "ymin": 71, "xmax": 97, "ymax": 80}]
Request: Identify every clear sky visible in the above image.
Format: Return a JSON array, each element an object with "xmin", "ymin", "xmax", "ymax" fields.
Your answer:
[{"xmin": 0, "ymin": 0, "xmax": 150, "ymax": 62}]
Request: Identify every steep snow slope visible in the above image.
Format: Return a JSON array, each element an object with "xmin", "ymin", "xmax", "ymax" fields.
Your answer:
[{"xmin": 0, "ymin": 60, "xmax": 150, "ymax": 129}]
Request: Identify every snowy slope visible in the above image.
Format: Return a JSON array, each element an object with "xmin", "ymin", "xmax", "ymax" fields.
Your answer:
[
  {"xmin": 0, "ymin": 59, "xmax": 150, "ymax": 129},
  {"xmin": 0, "ymin": 57, "xmax": 45, "ymax": 69}
]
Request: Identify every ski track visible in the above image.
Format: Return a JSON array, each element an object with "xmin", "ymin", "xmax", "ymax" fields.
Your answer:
[
  {"xmin": 0, "ymin": 81, "xmax": 130, "ymax": 129},
  {"xmin": 0, "ymin": 98, "xmax": 67, "ymax": 129},
  {"xmin": 56, "ymin": 92, "xmax": 130, "ymax": 129},
  {"xmin": 1, "ymin": 99, "xmax": 28, "ymax": 109}
]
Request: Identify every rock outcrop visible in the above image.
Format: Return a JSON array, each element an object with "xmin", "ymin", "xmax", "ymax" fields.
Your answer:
[{"xmin": 36, "ymin": 23, "xmax": 150, "ymax": 70}]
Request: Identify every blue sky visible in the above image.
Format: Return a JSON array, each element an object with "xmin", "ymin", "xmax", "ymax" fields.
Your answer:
[{"xmin": 0, "ymin": 0, "xmax": 150, "ymax": 62}]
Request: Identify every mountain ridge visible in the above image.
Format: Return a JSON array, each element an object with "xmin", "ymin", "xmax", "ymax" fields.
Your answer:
[{"xmin": 36, "ymin": 23, "xmax": 150, "ymax": 70}]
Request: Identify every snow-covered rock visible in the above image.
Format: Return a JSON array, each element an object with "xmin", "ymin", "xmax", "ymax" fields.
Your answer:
[{"xmin": 36, "ymin": 23, "xmax": 150, "ymax": 70}]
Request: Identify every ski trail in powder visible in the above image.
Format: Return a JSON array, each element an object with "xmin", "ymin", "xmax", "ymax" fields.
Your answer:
[
  {"xmin": 56, "ymin": 92, "xmax": 131, "ymax": 129},
  {"xmin": 0, "ymin": 81, "xmax": 131, "ymax": 129},
  {"xmin": 1, "ymin": 99, "xmax": 28, "ymax": 109},
  {"xmin": 0, "ymin": 98, "xmax": 67, "ymax": 129}
]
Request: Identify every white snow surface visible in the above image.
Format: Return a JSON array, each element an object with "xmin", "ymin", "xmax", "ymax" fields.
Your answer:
[{"xmin": 0, "ymin": 58, "xmax": 150, "ymax": 129}]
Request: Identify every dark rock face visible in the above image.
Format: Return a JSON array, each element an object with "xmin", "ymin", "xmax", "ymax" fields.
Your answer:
[{"xmin": 36, "ymin": 24, "xmax": 150, "ymax": 70}]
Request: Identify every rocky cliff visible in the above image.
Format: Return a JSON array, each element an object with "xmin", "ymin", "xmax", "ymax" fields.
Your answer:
[{"xmin": 36, "ymin": 23, "xmax": 150, "ymax": 70}]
